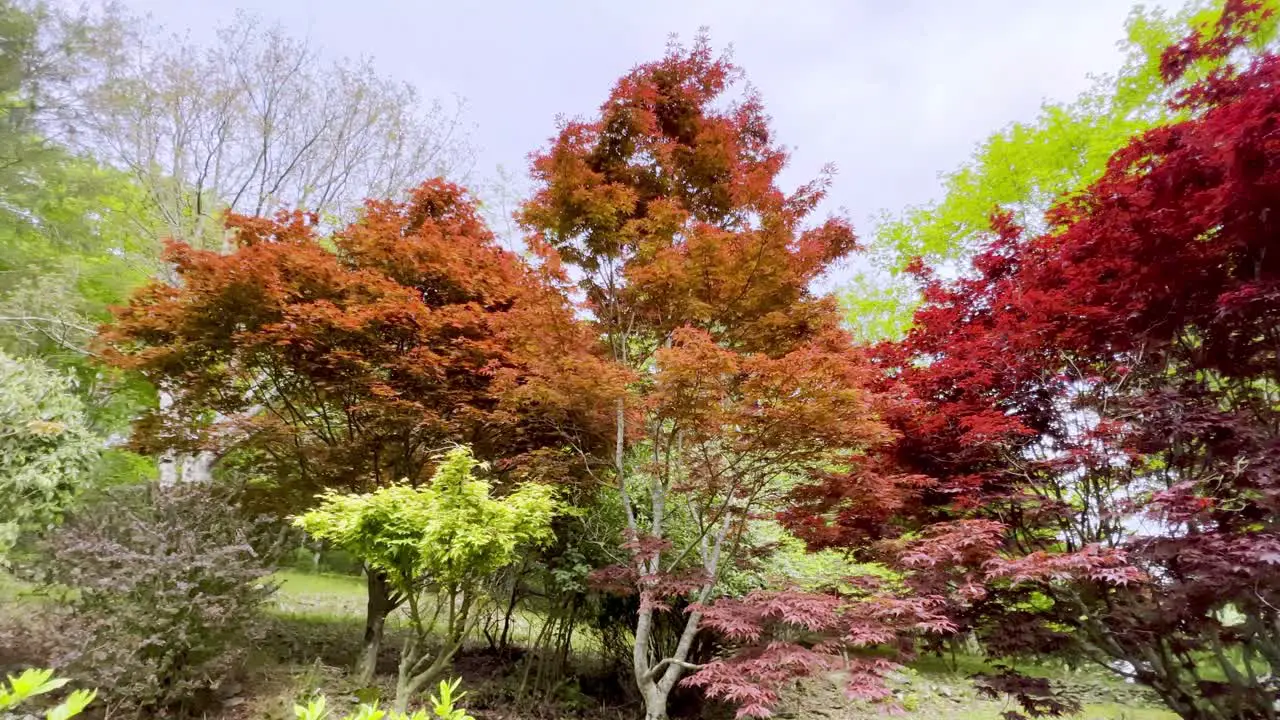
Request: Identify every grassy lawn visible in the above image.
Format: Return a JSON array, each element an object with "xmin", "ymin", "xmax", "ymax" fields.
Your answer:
[
  {"xmin": 274, "ymin": 569, "xmax": 366, "ymax": 597},
  {"xmin": 265, "ymin": 569, "xmax": 600, "ymax": 652},
  {"xmin": 270, "ymin": 569, "xmax": 367, "ymax": 620}
]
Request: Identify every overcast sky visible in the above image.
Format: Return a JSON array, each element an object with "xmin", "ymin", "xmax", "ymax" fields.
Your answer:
[{"xmin": 118, "ymin": 0, "xmax": 1175, "ymax": 260}]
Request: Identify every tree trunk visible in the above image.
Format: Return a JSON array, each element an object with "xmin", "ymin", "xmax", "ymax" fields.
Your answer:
[
  {"xmin": 393, "ymin": 633, "xmax": 441, "ymax": 714},
  {"xmin": 498, "ymin": 568, "xmax": 522, "ymax": 650},
  {"xmin": 628, "ymin": 512, "xmax": 723, "ymax": 720},
  {"xmin": 393, "ymin": 628, "xmax": 467, "ymax": 711},
  {"xmin": 633, "ymin": 601, "xmax": 679, "ymax": 720},
  {"xmin": 641, "ymin": 685, "xmax": 669, "ymax": 720},
  {"xmin": 356, "ymin": 569, "xmax": 396, "ymax": 685}
]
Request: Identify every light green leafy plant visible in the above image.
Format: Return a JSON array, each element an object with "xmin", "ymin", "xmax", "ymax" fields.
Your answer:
[
  {"xmin": 0, "ymin": 668, "xmax": 97, "ymax": 719},
  {"xmin": 294, "ymin": 678, "xmax": 474, "ymax": 720},
  {"xmin": 295, "ymin": 446, "xmax": 557, "ymax": 712},
  {"xmin": 427, "ymin": 678, "xmax": 474, "ymax": 720}
]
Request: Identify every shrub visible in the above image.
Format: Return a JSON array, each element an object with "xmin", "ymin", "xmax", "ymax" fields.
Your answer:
[
  {"xmin": 0, "ymin": 350, "xmax": 100, "ymax": 558},
  {"xmin": 38, "ymin": 482, "xmax": 279, "ymax": 716}
]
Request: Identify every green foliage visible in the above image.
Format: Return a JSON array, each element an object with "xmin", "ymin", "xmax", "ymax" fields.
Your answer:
[
  {"xmin": 89, "ymin": 446, "xmax": 158, "ymax": 488},
  {"xmin": 294, "ymin": 446, "xmax": 559, "ymax": 595},
  {"xmin": 724, "ymin": 520, "xmax": 903, "ymax": 595},
  {"xmin": 294, "ymin": 678, "xmax": 475, "ymax": 720},
  {"xmin": 879, "ymin": 0, "xmax": 1279, "ymax": 269},
  {"xmin": 0, "ymin": 349, "xmax": 99, "ymax": 556},
  {"xmin": 296, "ymin": 446, "xmax": 559, "ymax": 710},
  {"xmin": 0, "ymin": 0, "xmax": 161, "ymax": 431},
  {"xmin": 426, "ymin": 678, "xmax": 474, "ymax": 720},
  {"xmin": 0, "ymin": 159, "xmax": 159, "ymax": 332},
  {"xmin": 0, "ymin": 145, "xmax": 161, "ymax": 431},
  {"xmin": 838, "ymin": 272, "xmax": 920, "ymax": 344},
  {"xmin": 424, "ymin": 676, "xmax": 476, "ymax": 712},
  {"xmin": 0, "ymin": 668, "xmax": 96, "ymax": 720}
]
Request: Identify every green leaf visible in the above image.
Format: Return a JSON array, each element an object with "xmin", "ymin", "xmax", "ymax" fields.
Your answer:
[{"xmin": 45, "ymin": 688, "xmax": 97, "ymax": 720}]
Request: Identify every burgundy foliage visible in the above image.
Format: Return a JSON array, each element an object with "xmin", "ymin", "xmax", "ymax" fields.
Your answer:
[
  {"xmin": 786, "ymin": 3, "xmax": 1280, "ymax": 718},
  {"xmin": 684, "ymin": 588, "xmax": 954, "ymax": 718}
]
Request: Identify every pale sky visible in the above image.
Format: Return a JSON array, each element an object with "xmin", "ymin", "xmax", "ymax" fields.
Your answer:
[{"xmin": 119, "ymin": 0, "xmax": 1175, "ymax": 262}]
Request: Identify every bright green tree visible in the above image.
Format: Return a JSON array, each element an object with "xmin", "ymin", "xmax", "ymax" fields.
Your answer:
[
  {"xmin": 295, "ymin": 446, "xmax": 559, "ymax": 712},
  {"xmin": 843, "ymin": 0, "xmax": 1280, "ymax": 342},
  {"xmin": 0, "ymin": 0, "xmax": 160, "ymax": 433},
  {"xmin": 0, "ymin": 154, "xmax": 162, "ymax": 430},
  {"xmin": 0, "ymin": 349, "xmax": 98, "ymax": 557}
]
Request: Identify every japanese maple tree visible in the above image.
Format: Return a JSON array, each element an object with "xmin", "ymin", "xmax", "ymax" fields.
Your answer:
[
  {"xmin": 788, "ymin": 3, "xmax": 1280, "ymax": 718},
  {"xmin": 99, "ymin": 180, "xmax": 622, "ymax": 684},
  {"xmin": 296, "ymin": 445, "xmax": 559, "ymax": 712},
  {"xmin": 521, "ymin": 35, "xmax": 936, "ymax": 719}
]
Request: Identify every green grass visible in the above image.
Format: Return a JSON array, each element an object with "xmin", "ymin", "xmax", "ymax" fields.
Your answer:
[
  {"xmin": 273, "ymin": 570, "xmax": 365, "ymax": 600},
  {"xmin": 0, "ymin": 568, "xmax": 366, "ymax": 615},
  {"xmin": 269, "ymin": 570, "xmax": 367, "ymax": 621}
]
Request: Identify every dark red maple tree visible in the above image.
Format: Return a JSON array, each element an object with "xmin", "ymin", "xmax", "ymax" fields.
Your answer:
[
  {"xmin": 786, "ymin": 3, "xmax": 1280, "ymax": 718},
  {"xmin": 99, "ymin": 180, "xmax": 625, "ymax": 684}
]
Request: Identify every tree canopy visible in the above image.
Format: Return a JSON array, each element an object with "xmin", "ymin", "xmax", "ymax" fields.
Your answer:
[
  {"xmin": 521, "ymin": 35, "xmax": 926, "ymax": 720},
  {"xmin": 297, "ymin": 445, "xmax": 560, "ymax": 712},
  {"xmin": 842, "ymin": 0, "xmax": 1280, "ymax": 342},
  {"xmin": 295, "ymin": 446, "xmax": 559, "ymax": 594},
  {"xmin": 101, "ymin": 180, "xmax": 621, "ymax": 504}
]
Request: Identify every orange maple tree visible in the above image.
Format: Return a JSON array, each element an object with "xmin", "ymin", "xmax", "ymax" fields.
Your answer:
[
  {"xmin": 99, "ymin": 180, "xmax": 624, "ymax": 683},
  {"xmin": 521, "ymin": 36, "xmax": 928, "ymax": 720}
]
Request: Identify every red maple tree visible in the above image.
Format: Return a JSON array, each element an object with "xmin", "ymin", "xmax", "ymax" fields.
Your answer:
[{"xmin": 786, "ymin": 3, "xmax": 1280, "ymax": 718}]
